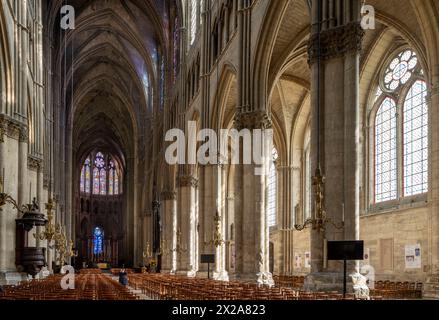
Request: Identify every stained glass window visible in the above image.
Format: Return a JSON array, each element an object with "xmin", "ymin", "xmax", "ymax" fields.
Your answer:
[
  {"xmin": 115, "ymin": 171, "xmax": 119, "ymax": 195},
  {"xmin": 109, "ymin": 168, "xmax": 114, "ymax": 195},
  {"xmin": 190, "ymin": 0, "xmax": 197, "ymax": 45},
  {"xmin": 93, "ymin": 167, "xmax": 100, "ymax": 195},
  {"xmin": 383, "ymin": 50, "xmax": 418, "ymax": 91},
  {"xmin": 95, "ymin": 152, "xmax": 105, "ymax": 168},
  {"xmin": 81, "ymin": 153, "xmax": 122, "ymax": 196},
  {"xmin": 373, "ymin": 48, "xmax": 429, "ymax": 204},
  {"xmin": 93, "ymin": 227, "xmax": 103, "ymax": 255},
  {"xmin": 100, "ymin": 169, "xmax": 106, "ymax": 195},
  {"xmin": 267, "ymin": 148, "xmax": 278, "ymax": 227},
  {"xmin": 109, "ymin": 161, "xmax": 115, "ymax": 196},
  {"xmin": 403, "ymin": 80, "xmax": 428, "ymax": 196},
  {"xmin": 85, "ymin": 160, "xmax": 91, "ymax": 194},
  {"xmin": 81, "ymin": 157, "xmax": 92, "ymax": 194},
  {"xmin": 80, "ymin": 166, "xmax": 85, "ymax": 192},
  {"xmin": 375, "ymin": 98, "xmax": 397, "ymax": 202}
]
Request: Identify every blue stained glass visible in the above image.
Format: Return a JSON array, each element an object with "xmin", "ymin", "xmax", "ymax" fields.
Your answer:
[
  {"xmin": 93, "ymin": 227, "xmax": 104, "ymax": 255},
  {"xmin": 80, "ymin": 166, "xmax": 85, "ymax": 192}
]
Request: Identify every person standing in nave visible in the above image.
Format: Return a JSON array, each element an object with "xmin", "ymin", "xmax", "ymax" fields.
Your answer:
[{"xmin": 119, "ymin": 266, "xmax": 128, "ymax": 286}]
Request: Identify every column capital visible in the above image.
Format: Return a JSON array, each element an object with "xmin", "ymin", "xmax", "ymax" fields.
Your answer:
[
  {"xmin": 308, "ymin": 22, "xmax": 364, "ymax": 64},
  {"xmin": 0, "ymin": 115, "xmax": 22, "ymax": 141},
  {"xmin": 28, "ymin": 155, "xmax": 43, "ymax": 172},
  {"xmin": 18, "ymin": 125, "xmax": 28, "ymax": 143},
  {"xmin": 234, "ymin": 109, "xmax": 272, "ymax": 130},
  {"xmin": 161, "ymin": 190, "xmax": 177, "ymax": 201},
  {"xmin": 177, "ymin": 175, "xmax": 199, "ymax": 188}
]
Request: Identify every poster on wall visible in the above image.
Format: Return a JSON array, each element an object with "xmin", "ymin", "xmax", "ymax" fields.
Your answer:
[
  {"xmin": 304, "ymin": 252, "xmax": 311, "ymax": 268},
  {"xmin": 405, "ymin": 244, "xmax": 421, "ymax": 269},
  {"xmin": 295, "ymin": 253, "xmax": 302, "ymax": 269}
]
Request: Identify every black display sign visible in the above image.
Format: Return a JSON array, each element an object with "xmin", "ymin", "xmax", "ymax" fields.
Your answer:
[
  {"xmin": 201, "ymin": 254, "xmax": 215, "ymax": 264},
  {"xmin": 327, "ymin": 240, "xmax": 364, "ymax": 261}
]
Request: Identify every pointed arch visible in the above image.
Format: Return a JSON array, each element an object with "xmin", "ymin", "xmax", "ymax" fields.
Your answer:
[{"xmin": 0, "ymin": 3, "xmax": 12, "ymax": 114}]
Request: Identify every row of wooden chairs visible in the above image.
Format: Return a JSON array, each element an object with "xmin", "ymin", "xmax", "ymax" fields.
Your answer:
[
  {"xmin": 110, "ymin": 268, "xmax": 136, "ymax": 275},
  {"xmin": 79, "ymin": 268, "xmax": 102, "ymax": 274},
  {"xmin": 128, "ymin": 274, "xmax": 381, "ymax": 300},
  {"xmin": 273, "ymin": 275, "xmax": 305, "ymax": 289},
  {"xmin": 0, "ymin": 274, "xmax": 138, "ymax": 300},
  {"xmin": 371, "ymin": 281, "xmax": 423, "ymax": 299}
]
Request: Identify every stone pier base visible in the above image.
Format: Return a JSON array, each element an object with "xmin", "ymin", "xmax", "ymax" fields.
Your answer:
[
  {"xmin": 234, "ymin": 272, "xmax": 275, "ymax": 287},
  {"xmin": 213, "ymin": 271, "xmax": 229, "ymax": 282},
  {"xmin": 0, "ymin": 272, "xmax": 29, "ymax": 286},
  {"xmin": 304, "ymin": 272, "xmax": 353, "ymax": 293},
  {"xmin": 160, "ymin": 269, "xmax": 176, "ymax": 275},
  {"xmin": 176, "ymin": 270, "xmax": 197, "ymax": 278}
]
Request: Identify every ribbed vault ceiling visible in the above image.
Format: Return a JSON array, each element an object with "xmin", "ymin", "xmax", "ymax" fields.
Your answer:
[{"xmin": 47, "ymin": 0, "xmax": 177, "ymax": 168}]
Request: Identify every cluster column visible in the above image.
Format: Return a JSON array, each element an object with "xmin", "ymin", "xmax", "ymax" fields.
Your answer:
[
  {"xmin": 234, "ymin": 111, "xmax": 273, "ymax": 285},
  {"xmin": 176, "ymin": 175, "xmax": 198, "ymax": 277},
  {"xmin": 161, "ymin": 189, "xmax": 177, "ymax": 273},
  {"xmin": 306, "ymin": 0, "xmax": 363, "ymax": 290},
  {"xmin": 200, "ymin": 164, "xmax": 229, "ymax": 281}
]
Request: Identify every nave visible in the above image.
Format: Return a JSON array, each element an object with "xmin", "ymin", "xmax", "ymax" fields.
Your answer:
[
  {"xmin": 1, "ymin": 0, "xmax": 439, "ymax": 302},
  {"xmin": 0, "ymin": 271, "xmax": 137, "ymax": 300},
  {"xmin": 0, "ymin": 270, "xmax": 423, "ymax": 301}
]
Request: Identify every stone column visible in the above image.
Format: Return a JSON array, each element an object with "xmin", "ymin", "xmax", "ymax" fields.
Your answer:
[
  {"xmin": 305, "ymin": 0, "xmax": 363, "ymax": 291},
  {"xmin": 161, "ymin": 189, "xmax": 177, "ymax": 273},
  {"xmin": 277, "ymin": 165, "xmax": 293, "ymax": 275},
  {"xmin": 234, "ymin": 111, "xmax": 273, "ymax": 285},
  {"xmin": 0, "ymin": 121, "xmax": 8, "ymax": 273},
  {"xmin": 201, "ymin": 164, "xmax": 229, "ymax": 281},
  {"xmin": 35, "ymin": 162, "xmax": 44, "ymax": 248},
  {"xmin": 232, "ymin": 0, "xmax": 273, "ymax": 285},
  {"xmin": 176, "ymin": 175, "xmax": 198, "ymax": 277},
  {"xmin": 18, "ymin": 128, "xmax": 29, "ymax": 206}
]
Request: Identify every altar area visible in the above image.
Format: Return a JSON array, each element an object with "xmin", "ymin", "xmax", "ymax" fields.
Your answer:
[{"xmin": 97, "ymin": 263, "xmax": 109, "ymax": 269}]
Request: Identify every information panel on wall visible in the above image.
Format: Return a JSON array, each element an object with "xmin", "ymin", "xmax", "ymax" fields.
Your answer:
[{"xmin": 405, "ymin": 244, "xmax": 421, "ymax": 269}]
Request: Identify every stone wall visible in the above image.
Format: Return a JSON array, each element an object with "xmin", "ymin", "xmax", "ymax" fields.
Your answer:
[{"xmin": 360, "ymin": 206, "xmax": 430, "ymax": 282}]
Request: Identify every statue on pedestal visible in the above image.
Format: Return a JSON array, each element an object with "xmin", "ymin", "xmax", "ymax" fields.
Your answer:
[{"xmin": 351, "ymin": 272, "xmax": 370, "ymax": 300}]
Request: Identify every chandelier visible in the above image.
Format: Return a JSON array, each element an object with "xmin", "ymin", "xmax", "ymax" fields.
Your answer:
[
  {"xmin": 294, "ymin": 166, "xmax": 344, "ymax": 233},
  {"xmin": 204, "ymin": 211, "xmax": 228, "ymax": 248}
]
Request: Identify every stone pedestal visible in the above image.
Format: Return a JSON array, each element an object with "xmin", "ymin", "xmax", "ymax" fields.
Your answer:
[
  {"xmin": 0, "ymin": 272, "xmax": 29, "ymax": 286},
  {"xmin": 213, "ymin": 270, "xmax": 229, "ymax": 282},
  {"xmin": 423, "ymin": 276, "xmax": 439, "ymax": 299},
  {"xmin": 304, "ymin": 272, "xmax": 352, "ymax": 293}
]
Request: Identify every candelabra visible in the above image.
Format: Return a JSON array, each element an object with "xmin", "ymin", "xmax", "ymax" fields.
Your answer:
[
  {"xmin": 155, "ymin": 238, "xmax": 170, "ymax": 256},
  {"xmin": 69, "ymin": 239, "xmax": 78, "ymax": 258},
  {"xmin": 171, "ymin": 229, "xmax": 188, "ymax": 253},
  {"xmin": 294, "ymin": 166, "xmax": 344, "ymax": 232},
  {"xmin": 34, "ymin": 198, "xmax": 56, "ymax": 243},
  {"xmin": 53, "ymin": 224, "xmax": 68, "ymax": 266},
  {"xmin": 142, "ymin": 242, "xmax": 153, "ymax": 266},
  {"xmin": 204, "ymin": 211, "xmax": 228, "ymax": 248}
]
